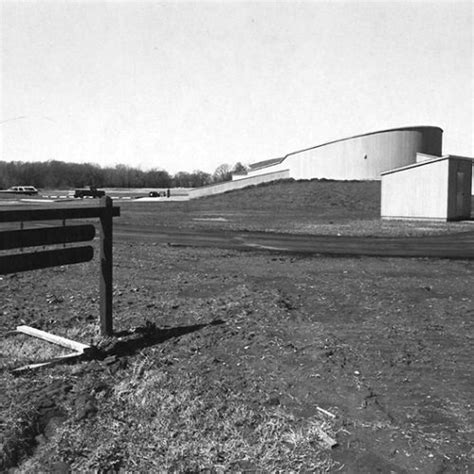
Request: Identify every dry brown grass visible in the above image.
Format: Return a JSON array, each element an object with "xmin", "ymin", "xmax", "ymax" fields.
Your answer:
[
  {"xmin": 0, "ymin": 333, "xmax": 71, "ymax": 371},
  {"xmin": 18, "ymin": 357, "xmax": 336, "ymax": 472}
]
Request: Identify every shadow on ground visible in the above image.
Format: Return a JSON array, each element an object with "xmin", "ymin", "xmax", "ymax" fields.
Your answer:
[{"xmin": 97, "ymin": 319, "xmax": 225, "ymax": 359}]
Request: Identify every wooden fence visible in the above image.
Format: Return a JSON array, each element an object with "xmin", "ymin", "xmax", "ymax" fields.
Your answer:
[{"xmin": 0, "ymin": 197, "xmax": 120, "ymax": 336}]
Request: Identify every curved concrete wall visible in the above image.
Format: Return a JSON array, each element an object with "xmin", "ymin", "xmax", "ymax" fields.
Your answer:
[{"xmin": 244, "ymin": 126, "xmax": 443, "ymax": 181}]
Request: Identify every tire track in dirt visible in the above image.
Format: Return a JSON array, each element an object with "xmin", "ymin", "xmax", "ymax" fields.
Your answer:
[{"xmin": 114, "ymin": 225, "xmax": 474, "ymax": 259}]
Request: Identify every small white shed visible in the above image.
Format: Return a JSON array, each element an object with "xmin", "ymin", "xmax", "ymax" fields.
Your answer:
[{"xmin": 381, "ymin": 154, "xmax": 473, "ymax": 221}]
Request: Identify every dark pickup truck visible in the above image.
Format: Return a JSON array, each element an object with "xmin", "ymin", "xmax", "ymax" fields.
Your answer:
[{"xmin": 74, "ymin": 187, "xmax": 106, "ymax": 198}]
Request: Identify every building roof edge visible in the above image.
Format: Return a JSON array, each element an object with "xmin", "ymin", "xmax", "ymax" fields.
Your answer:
[
  {"xmin": 247, "ymin": 125, "xmax": 443, "ymax": 172},
  {"xmin": 285, "ymin": 126, "xmax": 443, "ymax": 159}
]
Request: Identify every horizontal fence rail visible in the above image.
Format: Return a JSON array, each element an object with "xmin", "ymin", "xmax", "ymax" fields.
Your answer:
[
  {"xmin": 0, "ymin": 224, "xmax": 96, "ymax": 251},
  {"xmin": 0, "ymin": 246, "xmax": 94, "ymax": 275},
  {"xmin": 0, "ymin": 206, "xmax": 120, "ymax": 223}
]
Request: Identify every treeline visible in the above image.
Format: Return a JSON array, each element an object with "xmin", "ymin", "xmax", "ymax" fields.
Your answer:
[{"xmin": 0, "ymin": 160, "xmax": 248, "ymax": 189}]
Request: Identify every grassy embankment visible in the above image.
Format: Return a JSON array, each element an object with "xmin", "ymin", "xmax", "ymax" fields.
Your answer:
[{"xmin": 118, "ymin": 179, "xmax": 474, "ymax": 236}]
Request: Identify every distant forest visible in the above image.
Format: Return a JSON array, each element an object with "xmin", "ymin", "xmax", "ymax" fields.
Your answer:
[{"xmin": 0, "ymin": 160, "xmax": 248, "ymax": 189}]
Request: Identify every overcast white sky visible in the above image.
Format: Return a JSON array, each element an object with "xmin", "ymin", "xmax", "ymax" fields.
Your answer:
[{"xmin": 1, "ymin": 0, "xmax": 472, "ymax": 174}]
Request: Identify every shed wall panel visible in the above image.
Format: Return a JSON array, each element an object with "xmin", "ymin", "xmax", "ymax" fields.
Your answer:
[
  {"xmin": 381, "ymin": 160, "xmax": 449, "ymax": 219},
  {"xmin": 447, "ymin": 159, "xmax": 473, "ymax": 219}
]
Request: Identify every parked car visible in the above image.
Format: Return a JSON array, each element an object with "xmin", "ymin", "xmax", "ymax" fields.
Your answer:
[
  {"xmin": 0, "ymin": 186, "xmax": 39, "ymax": 195},
  {"xmin": 148, "ymin": 190, "xmax": 170, "ymax": 197},
  {"xmin": 74, "ymin": 186, "xmax": 106, "ymax": 198}
]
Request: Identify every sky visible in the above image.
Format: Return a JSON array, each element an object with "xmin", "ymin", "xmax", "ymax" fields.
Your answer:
[{"xmin": 1, "ymin": 0, "xmax": 472, "ymax": 175}]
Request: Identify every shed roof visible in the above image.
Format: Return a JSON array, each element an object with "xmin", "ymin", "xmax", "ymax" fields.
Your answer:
[{"xmin": 381, "ymin": 154, "xmax": 474, "ymax": 176}]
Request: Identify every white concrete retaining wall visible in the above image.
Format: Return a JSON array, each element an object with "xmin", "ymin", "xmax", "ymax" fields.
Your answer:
[{"xmin": 188, "ymin": 170, "xmax": 290, "ymax": 199}]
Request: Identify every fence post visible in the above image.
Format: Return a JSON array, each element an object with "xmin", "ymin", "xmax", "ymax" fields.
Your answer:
[{"xmin": 99, "ymin": 196, "xmax": 113, "ymax": 336}]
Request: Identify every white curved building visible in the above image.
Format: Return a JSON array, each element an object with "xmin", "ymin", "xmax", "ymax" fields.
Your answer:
[{"xmin": 234, "ymin": 126, "xmax": 443, "ymax": 181}]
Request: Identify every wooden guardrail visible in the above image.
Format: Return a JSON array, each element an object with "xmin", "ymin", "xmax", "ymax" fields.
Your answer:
[{"xmin": 0, "ymin": 197, "xmax": 120, "ymax": 336}]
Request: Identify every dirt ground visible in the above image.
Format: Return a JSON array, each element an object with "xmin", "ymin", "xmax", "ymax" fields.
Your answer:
[
  {"xmin": 1, "ymin": 239, "xmax": 473, "ymax": 472},
  {"xmin": 1, "ymin": 181, "xmax": 473, "ymax": 471}
]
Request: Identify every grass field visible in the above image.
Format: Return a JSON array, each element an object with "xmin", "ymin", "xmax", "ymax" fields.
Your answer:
[
  {"xmin": 116, "ymin": 179, "xmax": 474, "ymax": 237},
  {"xmin": 1, "ymin": 180, "xmax": 473, "ymax": 472}
]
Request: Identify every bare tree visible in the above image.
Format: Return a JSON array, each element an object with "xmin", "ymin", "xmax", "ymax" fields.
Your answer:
[
  {"xmin": 232, "ymin": 162, "xmax": 248, "ymax": 175},
  {"xmin": 212, "ymin": 163, "xmax": 232, "ymax": 183}
]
